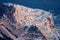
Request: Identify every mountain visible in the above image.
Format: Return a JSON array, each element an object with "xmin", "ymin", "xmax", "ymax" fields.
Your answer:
[{"xmin": 0, "ymin": 3, "xmax": 60, "ymax": 40}]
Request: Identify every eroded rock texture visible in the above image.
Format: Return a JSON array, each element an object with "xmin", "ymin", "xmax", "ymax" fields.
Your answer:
[{"xmin": 0, "ymin": 3, "xmax": 60, "ymax": 40}]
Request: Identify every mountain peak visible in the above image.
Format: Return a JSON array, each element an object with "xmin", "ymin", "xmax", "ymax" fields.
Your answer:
[{"xmin": 0, "ymin": 3, "xmax": 59, "ymax": 40}]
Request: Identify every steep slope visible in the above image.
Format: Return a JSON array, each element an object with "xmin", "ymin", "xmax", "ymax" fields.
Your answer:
[{"xmin": 0, "ymin": 3, "xmax": 60, "ymax": 40}]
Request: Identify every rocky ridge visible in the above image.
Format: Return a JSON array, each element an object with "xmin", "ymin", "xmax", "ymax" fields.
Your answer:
[{"xmin": 0, "ymin": 3, "xmax": 60, "ymax": 40}]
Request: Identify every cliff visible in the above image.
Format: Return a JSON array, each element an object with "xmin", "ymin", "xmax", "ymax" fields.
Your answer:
[{"xmin": 0, "ymin": 3, "xmax": 59, "ymax": 40}]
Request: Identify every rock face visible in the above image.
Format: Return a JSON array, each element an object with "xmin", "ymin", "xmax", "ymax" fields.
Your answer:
[{"xmin": 0, "ymin": 3, "xmax": 60, "ymax": 40}]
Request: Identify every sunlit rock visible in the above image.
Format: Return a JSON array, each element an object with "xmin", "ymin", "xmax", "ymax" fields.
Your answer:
[{"xmin": 0, "ymin": 3, "xmax": 60, "ymax": 40}]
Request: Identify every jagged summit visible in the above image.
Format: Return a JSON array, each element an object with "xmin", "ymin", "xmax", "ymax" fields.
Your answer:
[{"xmin": 0, "ymin": 3, "xmax": 60, "ymax": 40}]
